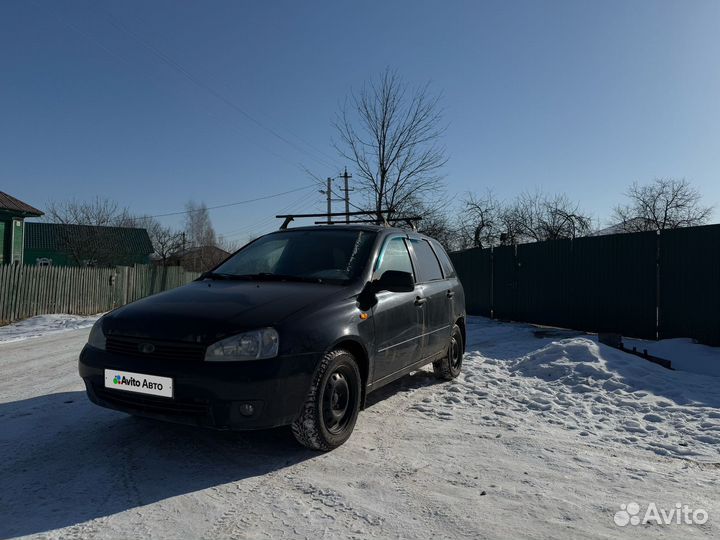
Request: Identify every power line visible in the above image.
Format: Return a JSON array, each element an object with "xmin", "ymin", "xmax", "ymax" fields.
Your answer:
[
  {"xmin": 304, "ymin": 167, "xmax": 366, "ymax": 213},
  {"xmin": 98, "ymin": 7, "xmax": 340, "ymax": 171},
  {"xmin": 218, "ymin": 189, "xmax": 318, "ymax": 238},
  {"xmin": 113, "ymin": 9, "xmax": 341, "ymax": 168},
  {"xmin": 146, "ymin": 184, "xmax": 315, "ymax": 218},
  {"xmin": 219, "ymin": 188, "xmax": 319, "ymax": 238},
  {"xmin": 34, "ymin": 2, "xmax": 338, "ymax": 174},
  {"xmin": 31, "ymin": 1, "xmax": 313, "ymax": 172}
]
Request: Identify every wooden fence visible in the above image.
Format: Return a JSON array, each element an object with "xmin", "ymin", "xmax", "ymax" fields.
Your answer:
[{"xmin": 0, "ymin": 264, "xmax": 199, "ymax": 325}]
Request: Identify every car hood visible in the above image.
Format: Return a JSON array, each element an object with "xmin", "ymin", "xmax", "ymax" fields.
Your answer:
[{"xmin": 102, "ymin": 279, "xmax": 353, "ymax": 344}]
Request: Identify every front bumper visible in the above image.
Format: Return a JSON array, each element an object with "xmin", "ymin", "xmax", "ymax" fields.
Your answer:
[{"xmin": 79, "ymin": 345, "xmax": 319, "ymax": 430}]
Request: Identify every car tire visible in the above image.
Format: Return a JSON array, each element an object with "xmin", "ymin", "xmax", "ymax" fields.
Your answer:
[
  {"xmin": 433, "ymin": 324, "xmax": 463, "ymax": 380},
  {"xmin": 291, "ymin": 349, "xmax": 362, "ymax": 451}
]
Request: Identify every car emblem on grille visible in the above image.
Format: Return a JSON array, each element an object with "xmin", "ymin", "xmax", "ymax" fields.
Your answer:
[{"xmin": 138, "ymin": 342, "xmax": 156, "ymax": 354}]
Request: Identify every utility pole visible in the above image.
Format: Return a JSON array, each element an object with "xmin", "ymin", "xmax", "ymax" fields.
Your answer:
[
  {"xmin": 340, "ymin": 167, "xmax": 353, "ymax": 224},
  {"xmin": 319, "ymin": 175, "xmax": 346, "ymax": 224},
  {"xmin": 326, "ymin": 177, "xmax": 333, "ymax": 224}
]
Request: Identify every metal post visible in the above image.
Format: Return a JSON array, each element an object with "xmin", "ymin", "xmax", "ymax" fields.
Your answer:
[
  {"xmin": 326, "ymin": 177, "xmax": 332, "ymax": 224},
  {"xmin": 340, "ymin": 167, "xmax": 353, "ymax": 224}
]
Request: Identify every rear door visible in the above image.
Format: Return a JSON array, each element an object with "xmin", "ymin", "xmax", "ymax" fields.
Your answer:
[
  {"xmin": 407, "ymin": 237, "xmax": 452, "ymax": 360},
  {"xmin": 430, "ymin": 239, "xmax": 463, "ymax": 326},
  {"xmin": 370, "ymin": 235, "xmax": 424, "ymax": 382}
]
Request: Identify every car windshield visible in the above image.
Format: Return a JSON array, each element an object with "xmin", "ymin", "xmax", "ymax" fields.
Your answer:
[{"xmin": 211, "ymin": 229, "xmax": 377, "ymax": 284}]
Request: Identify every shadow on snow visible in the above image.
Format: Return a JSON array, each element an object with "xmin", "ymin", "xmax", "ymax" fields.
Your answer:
[{"xmin": 0, "ymin": 391, "xmax": 316, "ymax": 539}]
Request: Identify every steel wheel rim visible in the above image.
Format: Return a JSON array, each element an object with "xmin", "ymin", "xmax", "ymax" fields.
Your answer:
[
  {"xmin": 322, "ymin": 368, "xmax": 353, "ymax": 434},
  {"xmin": 449, "ymin": 332, "xmax": 462, "ymax": 370}
]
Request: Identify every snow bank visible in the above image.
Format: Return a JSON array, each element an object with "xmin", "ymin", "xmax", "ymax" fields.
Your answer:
[
  {"xmin": 0, "ymin": 314, "xmax": 101, "ymax": 344},
  {"xmin": 623, "ymin": 336, "xmax": 720, "ymax": 377},
  {"xmin": 412, "ymin": 317, "xmax": 720, "ymax": 461}
]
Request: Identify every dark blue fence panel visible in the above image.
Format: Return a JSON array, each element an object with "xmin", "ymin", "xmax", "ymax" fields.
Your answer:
[{"xmin": 659, "ymin": 224, "xmax": 720, "ymax": 345}]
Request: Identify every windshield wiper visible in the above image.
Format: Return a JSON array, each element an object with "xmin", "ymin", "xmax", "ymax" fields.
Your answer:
[
  {"xmin": 248, "ymin": 273, "xmax": 323, "ymax": 283},
  {"xmin": 202, "ymin": 272, "xmax": 325, "ymax": 283},
  {"xmin": 200, "ymin": 272, "xmax": 252, "ymax": 281}
]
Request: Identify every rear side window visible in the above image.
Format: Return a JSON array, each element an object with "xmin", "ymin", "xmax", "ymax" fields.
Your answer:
[
  {"xmin": 375, "ymin": 237, "xmax": 414, "ymax": 279},
  {"xmin": 409, "ymin": 239, "xmax": 443, "ymax": 282},
  {"xmin": 431, "ymin": 241, "xmax": 456, "ymax": 278}
]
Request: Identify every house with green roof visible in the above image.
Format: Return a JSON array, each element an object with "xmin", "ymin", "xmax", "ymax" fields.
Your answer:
[
  {"xmin": 0, "ymin": 191, "xmax": 154, "ymax": 267},
  {"xmin": 25, "ymin": 222, "xmax": 154, "ymax": 267}
]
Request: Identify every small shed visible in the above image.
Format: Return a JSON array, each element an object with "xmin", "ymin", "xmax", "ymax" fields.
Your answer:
[
  {"xmin": 166, "ymin": 245, "xmax": 231, "ymax": 272},
  {"xmin": 0, "ymin": 191, "xmax": 44, "ymax": 265}
]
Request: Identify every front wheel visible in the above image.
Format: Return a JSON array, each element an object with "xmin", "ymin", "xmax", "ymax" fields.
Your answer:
[
  {"xmin": 292, "ymin": 349, "xmax": 362, "ymax": 451},
  {"xmin": 432, "ymin": 324, "xmax": 463, "ymax": 380}
]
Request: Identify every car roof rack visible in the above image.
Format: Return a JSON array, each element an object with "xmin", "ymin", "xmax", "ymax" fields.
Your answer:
[{"xmin": 275, "ymin": 211, "xmax": 422, "ymax": 231}]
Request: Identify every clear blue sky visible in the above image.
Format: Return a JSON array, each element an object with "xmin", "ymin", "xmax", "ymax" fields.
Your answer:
[{"xmin": 2, "ymin": 0, "xmax": 719, "ymax": 241}]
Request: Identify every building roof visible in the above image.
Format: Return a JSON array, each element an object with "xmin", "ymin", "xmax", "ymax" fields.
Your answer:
[
  {"xmin": 169, "ymin": 245, "xmax": 231, "ymax": 259},
  {"xmin": 592, "ymin": 217, "xmax": 656, "ymax": 236},
  {"xmin": 25, "ymin": 222, "xmax": 153, "ymax": 255},
  {"xmin": 0, "ymin": 192, "xmax": 44, "ymax": 217}
]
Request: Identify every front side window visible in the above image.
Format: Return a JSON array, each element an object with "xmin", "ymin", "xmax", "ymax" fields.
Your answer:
[
  {"xmin": 214, "ymin": 229, "xmax": 376, "ymax": 284},
  {"xmin": 375, "ymin": 237, "xmax": 414, "ymax": 279},
  {"xmin": 409, "ymin": 238, "xmax": 444, "ymax": 282}
]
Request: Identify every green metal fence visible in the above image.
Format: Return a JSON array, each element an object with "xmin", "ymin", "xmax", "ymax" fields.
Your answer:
[
  {"xmin": 0, "ymin": 264, "xmax": 199, "ymax": 325},
  {"xmin": 450, "ymin": 224, "xmax": 720, "ymax": 345}
]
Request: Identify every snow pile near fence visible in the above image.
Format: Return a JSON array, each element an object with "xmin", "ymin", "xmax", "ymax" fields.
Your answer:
[
  {"xmin": 0, "ymin": 314, "xmax": 101, "ymax": 344},
  {"xmin": 623, "ymin": 336, "xmax": 720, "ymax": 377},
  {"xmin": 412, "ymin": 317, "xmax": 720, "ymax": 461}
]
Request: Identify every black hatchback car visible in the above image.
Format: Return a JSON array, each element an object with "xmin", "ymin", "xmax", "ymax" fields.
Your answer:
[{"xmin": 79, "ymin": 225, "xmax": 466, "ymax": 450}]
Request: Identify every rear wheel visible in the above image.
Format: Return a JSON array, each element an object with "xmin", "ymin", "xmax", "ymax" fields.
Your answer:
[
  {"xmin": 433, "ymin": 324, "xmax": 463, "ymax": 380},
  {"xmin": 292, "ymin": 349, "xmax": 361, "ymax": 451}
]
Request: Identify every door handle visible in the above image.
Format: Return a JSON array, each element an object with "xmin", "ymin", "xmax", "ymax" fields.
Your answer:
[
  {"xmin": 446, "ymin": 291, "xmax": 455, "ymax": 298},
  {"xmin": 414, "ymin": 296, "xmax": 427, "ymax": 306}
]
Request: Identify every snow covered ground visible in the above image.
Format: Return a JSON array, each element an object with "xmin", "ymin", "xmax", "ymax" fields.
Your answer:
[
  {"xmin": 1, "ymin": 316, "xmax": 718, "ymax": 539},
  {"xmin": 623, "ymin": 336, "xmax": 720, "ymax": 377},
  {"xmin": 0, "ymin": 314, "xmax": 101, "ymax": 344}
]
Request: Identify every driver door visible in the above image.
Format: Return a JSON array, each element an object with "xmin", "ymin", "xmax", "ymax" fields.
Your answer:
[{"xmin": 370, "ymin": 236, "xmax": 424, "ymax": 383}]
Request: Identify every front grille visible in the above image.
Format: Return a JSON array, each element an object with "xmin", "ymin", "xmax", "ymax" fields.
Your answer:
[
  {"xmin": 95, "ymin": 386, "xmax": 211, "ymax": 416},
  {"xmin": 106, "ymin": 335, "xmax": 206, "ymax": 362}
]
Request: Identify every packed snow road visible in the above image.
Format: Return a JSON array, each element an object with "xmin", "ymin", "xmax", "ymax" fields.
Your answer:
[{"xmin": 1, "ymin": 317, "xmax": 719, "ymax": 539}]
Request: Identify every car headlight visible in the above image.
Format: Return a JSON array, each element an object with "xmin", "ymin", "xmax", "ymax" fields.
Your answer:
[
  {"xmin": 205, "ymin": 328, "xmax": 279, "ymax": 361},
  {"xmin": 88, "ymin": 318, "xmax": 106, "ymax": 350}
]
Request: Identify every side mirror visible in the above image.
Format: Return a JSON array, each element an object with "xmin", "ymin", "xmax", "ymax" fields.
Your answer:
[{"xmin": 374, "ymin": 270, "xmax": 414, "ymax": 293}]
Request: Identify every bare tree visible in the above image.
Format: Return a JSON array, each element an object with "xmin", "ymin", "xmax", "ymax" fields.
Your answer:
[
  {"xmin": 172, "ymin": 201, "xmax": 225, "ymax": 271},
  {"xmin": 402, "ymin": 197, "xmax": 456, "ymax": 250},
  {"xmin": 456, "ymin": 190, "xmax": 592, "ymax": 248},
  {"xmin": 184, "ymin": 201, "xmax": 217, "ymax": 248},
  {"xmin": 46, "ymin": 197, "xmax": 131, "ymax": 227},
  {"xmin": 152, "ymin": 225, "xmax": 185, "ymax": 265},
  {"xmin": 457, "ymin": 191, "xmax": 501, "ymax": 249},
  {"xmin": 334, "ymin": 69, "xmax": 447, "ymax": 223},
  {"xmin": 45, "ymin": 197, "xmax": 138, "ymax": 266},
  {"xmin": 46, "ymin": 198, "xmax": 188, "ymax": 266},
  {"xmin": 612, "ymin": 178, "xmax": 713, "ymax": 232},
  {"xmin": 122, "ymin": 215, "xmax": 184, "ymax": 266},
  {"xmin": 507, "ymin": 191, "xmax": 592, "ymax": 243},
  {"xmin": 216, "ymin": 235, "xmax": 241, "ymax": 254}
]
